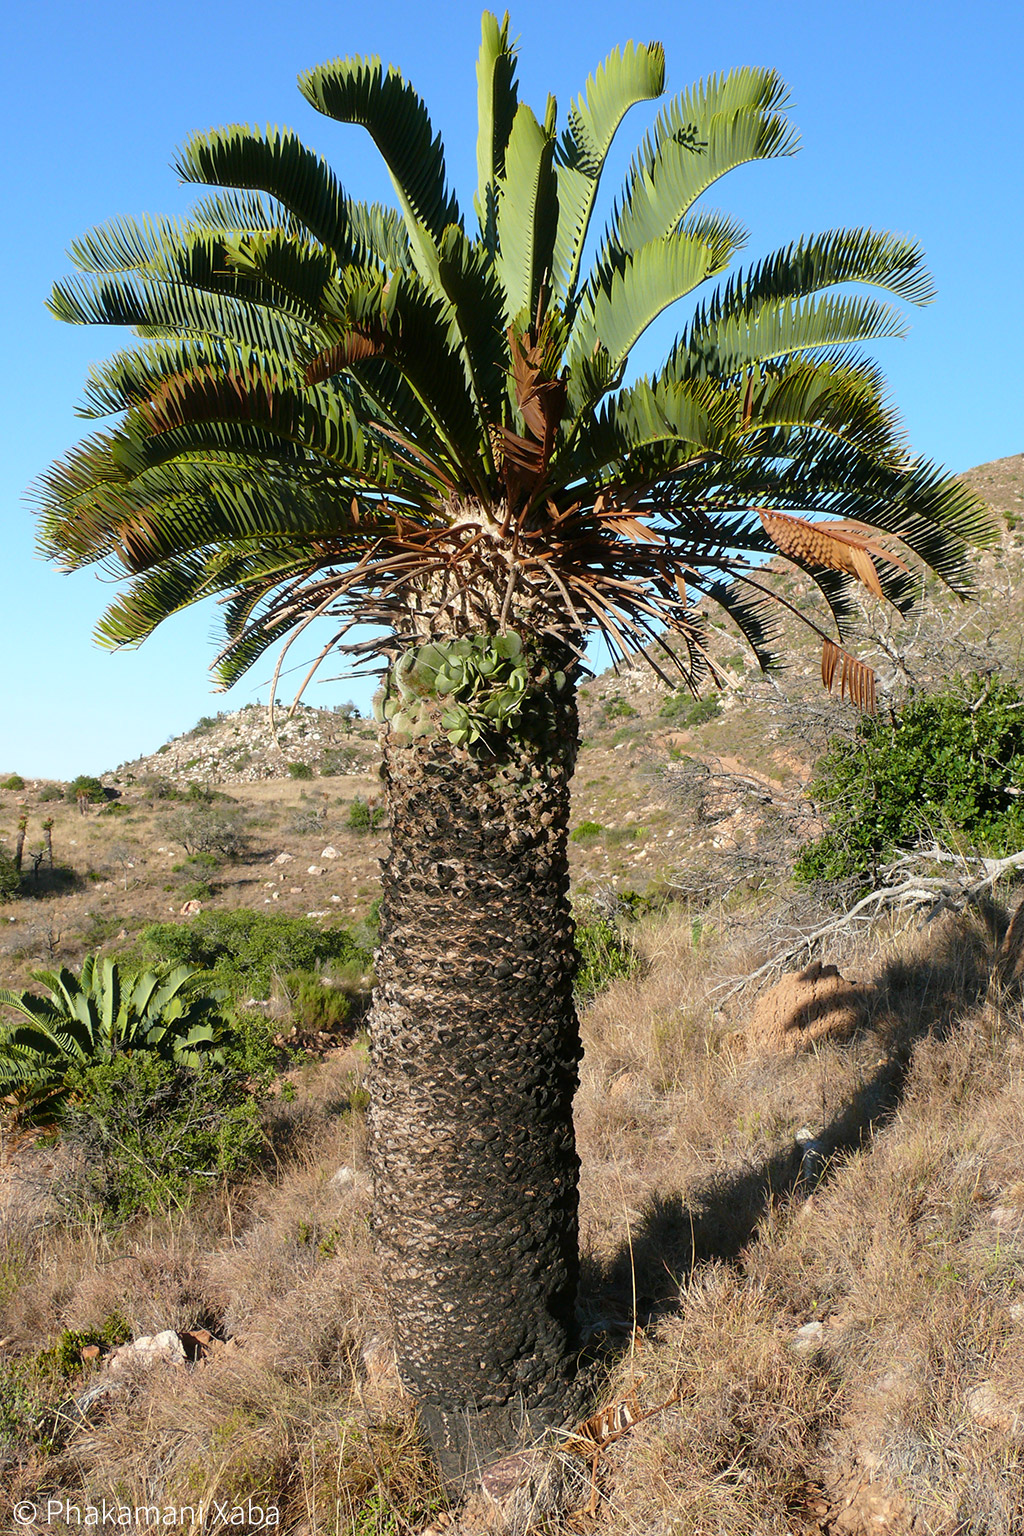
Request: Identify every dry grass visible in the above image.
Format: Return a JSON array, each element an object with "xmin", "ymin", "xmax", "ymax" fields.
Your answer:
[{"xmin": 3, "ymin": 893, "xmax": 1024, "ymax": 1533}]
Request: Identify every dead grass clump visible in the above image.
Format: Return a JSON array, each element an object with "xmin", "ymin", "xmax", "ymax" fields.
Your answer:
[
  {"xmin": 588, "ymin": 1265, "xmax": 839, "ymax": 1535},
  {"xmin": 30, "ymin": 1360, "xmax": 442, "ymax": 1533}
]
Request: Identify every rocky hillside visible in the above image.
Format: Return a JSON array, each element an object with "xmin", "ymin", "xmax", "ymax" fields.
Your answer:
[{"xmin": 111, "ymin": 700, "xmax": 379, "ymax": 788}]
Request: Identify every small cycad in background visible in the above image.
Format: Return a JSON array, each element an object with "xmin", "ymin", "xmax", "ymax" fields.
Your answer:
[{"xmin": 0, "ymin": 955, "xmax": 228, "ymax": 1127}]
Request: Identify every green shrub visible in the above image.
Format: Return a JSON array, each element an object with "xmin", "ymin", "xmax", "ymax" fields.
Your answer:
[
  {"xmin": 347, "ymin": 797, "xmax": 385, "ymax": 833},
  {"xmin": 37, "ymin": 784, "xmax": 63, "ymax": 802},
  {"xmin": 0, "ymin": 850, "xmax": 20, "ymax": 903},
  {"xmin": 2, "ymin": 774, "xmax": 25, "ymax": 791},
  {"xmin": 34, "ymin": 1315, "xmax": 132, "ymax": 1380},
  {"xmin": 574, "ymin": 909, "xmax": 641, "ymax": 1001},
  {"xmin": 66, "ymin": 775, "xmax": 108, "ymax": 803},
  {"xmin": 222, "ymin": 1010, "xmax": 286, "ymax": 1079},
  {"xmin": 178, "ymin": 850, "xmax": 221, "ymax": 870},
  {"xmin": 658, "ymin": 691, "xmax": 721, "ymax": 726},
  {"xmin": 285, "ymin": 970, "xmax": 353, "ymax": 1034},
  {"xmin": 287, "ymin": 761, "xmax": 314, "ymax": 780},
  {"xmin": 795, "ymin": 675, "xmax": 1024, "ymax": 885},
  {"xmin": 58, "ymin": 1054, "xmax": 266, "ymax": 1220},
  {"xmin": 141, "ymin": 910, "xmax": 371, "ymax": 999},
  {"xmin": 320, "ymin": 746, "xmax": 358, "ymax": 775},
  {"xmin": 570, "ymin": 820, "xmax": 604, "ymax": 843},
  {"xmin": 605, "ymin": 823, "xmax": 644, "ymax": 846},
  {"xmin": 163, "ymin": 803, "xmax": 249, "ymax": 857},
  {"xmin": 602, "ymin": 695, "xmax": 638, "ymax": 720}
]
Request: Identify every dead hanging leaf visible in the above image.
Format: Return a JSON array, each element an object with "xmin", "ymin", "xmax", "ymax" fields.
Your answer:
[
  {"xmin": 593, "ymin": 490, "xmax": 664, "ymax": 545},
  {"xmin": 305, "ymin": 330, "xmax": 384, "ymax": 385},
  {"xmin": 571, "ymin": 1385, "xmax": 681, "ymax": 1455},
  {"xmin": 567, "ymin": 1385, "xmax": 682, "ymax": 1519},
  {"xmin": 759, "ymin": 510, "xmax": 907, "ymax": 600},
  {"xmin": 507, "ymin": 327, "xmax": 567, "ymax": 470},
  {"xmin": 822, "ymin": 638, "xmax": 877, "ymax": 714}
]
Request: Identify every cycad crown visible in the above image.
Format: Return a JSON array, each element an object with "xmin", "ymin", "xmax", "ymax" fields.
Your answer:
[{"xmin": 35, "ymin": 11, "xmax": 991, "ymax": 713}]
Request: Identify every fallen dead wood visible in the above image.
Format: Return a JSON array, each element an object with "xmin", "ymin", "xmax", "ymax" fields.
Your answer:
[{"xmin": 715, "ymin": 843, "xmax": 1024, "ymax": 1001}]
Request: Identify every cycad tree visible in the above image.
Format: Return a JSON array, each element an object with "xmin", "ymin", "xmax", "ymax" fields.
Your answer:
[{"xmin": 34, "ymin": 12, "xmax": 990, "ymax": 1477}]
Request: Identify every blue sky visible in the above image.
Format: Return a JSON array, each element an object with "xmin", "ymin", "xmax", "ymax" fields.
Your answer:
[{"xmin": 1, "ymin": 0, "xmax": 1019, "ymax": 778}]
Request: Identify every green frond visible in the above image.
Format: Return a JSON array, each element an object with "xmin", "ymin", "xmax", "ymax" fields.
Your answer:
[
  {"xmin": 569, "ymin": 232, "xmax": 723, "ymax": 378},
  {"xmin": 49, "ymin": 248, "xmax": 320, "ymax": 335},
  {"xmin": 351, "ymin": 270, "xmax": 490, "ymax": 483},
  {"xmin": 298, "ymin": 54, "xmax": 461, "ymax": 279},
  {"xmin": 494, "ymin": 101, "xmax": 558, "ymax": 326},
  {"xmin": 221, "ymin": 229, "xmax": 339, "ymax": 315},
  {"xmin": 675, "ymin": 293, "xmax": 909, "ymax": 379},
  {"xmin": 109, "ymin": 371, "xmax": 373, "ymax": 481},
  {"xmin": 678, "ymin": 208, "xmax": 749, "ymax": 270},
  {"xmin": 698, "ymin": 578, "xmax": 782, "ymax": 670},
  {"xmin": 68, "ymin": 212, "xmax": 193, "ymax": 275},
  {"xmin": 474, "ymin": 10, "xmax": 520, "ymax": 251},
  {"xmin": 176, "ymin": 123, "xmax": 397, "ymax": 270},
  {"xmin": 561, "ymin": 375, "xmax": 732, "ymax": 482},
  {"xmin": 77, "ymin": 335, "xmax": 303, "ymax": 421},
  {"xmin": 685, "ymin": 229, "xmax": 935, "ymax": 338},
  {"xmin": 435, "ymin": 226, "xmax": 509, "ymax": 427},
  {"xmin": 603, "ymin": 68, "xmax": 797, "ymax": 259},
  {"xmin": 95, "ymin": 551, "xmax": 266, "ymax": 650},
  {"xmin": 552, "ymin": 39, "xmax": 665, "ymax": 302}
]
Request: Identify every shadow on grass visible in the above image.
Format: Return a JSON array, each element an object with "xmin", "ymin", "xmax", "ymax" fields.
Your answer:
[{"xmin": 581, "ymin": 910, "xmax": 995, "ymax": 1338}]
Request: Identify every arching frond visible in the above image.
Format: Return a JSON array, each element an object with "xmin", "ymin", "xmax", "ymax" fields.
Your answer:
[
  {"xmin": 601, "ymin": 68, "xmax": 797, "ymax": 260},
  {"xmin": 176, "ymin": 123, "xmax": 407, "ymax": 270},
  {"xmin": 552, "ymin": 39, "xmax": 665, "ymax": 303},
  {"xmin": 568, "ymin": 232, "xmax": 724, "ymax": 376},
  {"xmin": 299, "ymin": 54, "xmax": 462, "ymax": 280}
]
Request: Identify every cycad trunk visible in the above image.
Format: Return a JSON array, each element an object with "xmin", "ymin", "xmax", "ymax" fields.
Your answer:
[{"xmin": 369, "ymin": 665, "xmax": 582, "ymax": 1481}]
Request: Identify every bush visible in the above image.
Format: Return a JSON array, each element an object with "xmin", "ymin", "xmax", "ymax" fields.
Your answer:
[
  {"xmin": 287, "ymin": 760, "xmax": 314, "ymax": 780},
  {"xmin": 602, "ymin": 695, "xmax": 638, "ymax": 720},
  {"xmin": 795, "ymin": 675, "xmax": 1024, "ymax": 885},
  {"xmin": 570, "ymin": 820, "xmax": 604, "ymax": 843},
  {"xmin": 141, "ymin": 910, "xmax": 371, "ymax": 999},
  {"xmin": 285, "ymin": 970, "xmax": 353, "ymax": 1035},
  {"xmin": 574, "ymin": 908, "xmax": 641, "ymax": 1001},
  {"xmin": 58, "ymin": 1054, "xmax": 266, "ymax": 1220},
  {"xmin": 0, "ymin": 849, "xmax": 20, "ymax": 903},
  {"xmin": 65, "ymin": 775, "xmax": 108, "ymax": 803},
  {"xmin": 347, "ymin": 797, "xmax": 385, "ymax": 833},
  {"xmin": 37, "ymin": 784, "xmax": 63, "ymax": 801},
  {"xmin": 320, "ymin": 746, "xmax": 359, "ymax": 775},
  {"xmin": 163, "ymin": 803, "xmax": 249, "ymax": 858},
  {"xmin": 2, "ymin": 774, "xmax": 25, "ymax": 791},
  {"xmin": 658, "ymin": 691, "xmax": 721, "ymax": 726}
]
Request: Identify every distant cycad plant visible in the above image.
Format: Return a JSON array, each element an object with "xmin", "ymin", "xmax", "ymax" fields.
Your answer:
[{"xmin": 0, "ymin": 955, "xmax": 228, "ymax": 1126}]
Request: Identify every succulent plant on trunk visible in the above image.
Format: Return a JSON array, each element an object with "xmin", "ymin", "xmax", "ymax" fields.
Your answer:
[{"xmin": 34, "ymin": 10, "xmax": 991, "ymax": 1481}]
